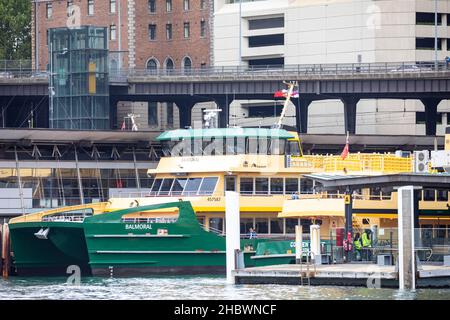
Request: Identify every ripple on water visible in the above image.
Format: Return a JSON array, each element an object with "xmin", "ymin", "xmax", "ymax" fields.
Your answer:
[{"xmin": 1, "ymin": 276, "xmax": 450, "ymax": 300}]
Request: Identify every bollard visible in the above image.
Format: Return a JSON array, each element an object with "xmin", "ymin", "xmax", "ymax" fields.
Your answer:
[
  {"xmin": 310, "ymin": 224, "xmax": 322, "ymax": 265},
  {"xmin": 2, "ymin": 223, "xmax": 10, "ymax": 278},
  {"xmin": 225, "ymin": 191, "xmax": 240, "ymax": 284},
  {"xmin": 295, "ymin": 225, "xmax": 303, "ymax": 264}
]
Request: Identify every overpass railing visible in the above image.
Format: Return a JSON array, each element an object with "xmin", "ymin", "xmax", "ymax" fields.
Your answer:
[{"xmin": 2, "ymin": 60, "xmax": 450, "ymax": 81}]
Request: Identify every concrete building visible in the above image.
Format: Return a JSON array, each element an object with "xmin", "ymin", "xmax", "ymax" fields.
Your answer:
[
  {"xmin": 31, "ymin": 0, "xmax": 214, "ymax": 130},
  {"xmin": 213, "ymin": 0, "xmax": 450, "ymax": 135}
]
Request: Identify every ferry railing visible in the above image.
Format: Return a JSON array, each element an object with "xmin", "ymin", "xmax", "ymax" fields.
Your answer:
[{"xmin": 295, "ymin": 154, "xmax": 413, "ymax": 174}]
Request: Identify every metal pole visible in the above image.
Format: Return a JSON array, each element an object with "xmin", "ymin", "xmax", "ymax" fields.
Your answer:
[
  {"xmin": 49, "ymin": 41, "xmax": 53, "ymax": 128},
  {"xmin": 132, "ymin": 147, "xmax": 141, "ymax": 192},
  {"xmin": 74, "ymin": 146, "xmax": 85, "ymax": 205},
  {"xmin": 14, "ymin": 147, "xmax": 25, "ymax": 215},
  {"xmin": 239, "ymin": 0, "xmax": 242, "ymax": 66},
  {"xmin": 434, "ymin": 0, "xmax": 438, "ymax": 70}
]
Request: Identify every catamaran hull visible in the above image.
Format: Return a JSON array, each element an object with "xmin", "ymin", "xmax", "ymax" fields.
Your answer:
[{"xmin": 9, "ymin": 222, "xmax": 91, "ymax": 276}]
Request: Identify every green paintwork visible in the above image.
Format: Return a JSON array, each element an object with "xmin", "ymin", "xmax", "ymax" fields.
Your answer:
[
  {"xmin": 9, "ymin": 222, "xmax": 91, "ymax": 276},
  {"xmin": 156, "ymin": 128, "xmax": 295, "ymax": 141},
  {"xmin": 83, "ymin": 201, "xmax": 266, "ymax": 276}
]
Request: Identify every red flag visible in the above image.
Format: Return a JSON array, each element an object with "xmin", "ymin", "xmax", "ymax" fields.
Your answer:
[{"xmin": 341, "ymin": 132, "xmax": 349, "ymax": 160}]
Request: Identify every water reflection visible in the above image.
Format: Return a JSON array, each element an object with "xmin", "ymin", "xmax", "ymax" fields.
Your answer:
[{"xmin": 1, "ymin": 276, "xmax": 450, "ymax": 300}]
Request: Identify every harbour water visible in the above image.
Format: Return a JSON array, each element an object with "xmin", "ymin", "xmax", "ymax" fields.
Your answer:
[{"xmin": 1, "ymin": 276, "xmax": 450, "ymax": 300}]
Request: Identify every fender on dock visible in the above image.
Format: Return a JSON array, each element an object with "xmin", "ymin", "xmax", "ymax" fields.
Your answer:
[{"xmin": 1, "ymin": 223, "xmax": 10, "ymax": 278}]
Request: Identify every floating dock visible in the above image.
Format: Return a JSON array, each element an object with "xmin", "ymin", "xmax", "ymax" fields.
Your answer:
[{"xmin": 233, "ymin": 263, "xmax": 450, "ymax": 288}]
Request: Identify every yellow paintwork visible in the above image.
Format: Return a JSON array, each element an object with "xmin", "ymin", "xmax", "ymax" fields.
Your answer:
[
  {"xmin": 9, "ymin": 202, "xmax": 111, "ymax": 224},
  {"xmin": 279, "ymin": 198, "xmax": 345, "ymax": 218}
]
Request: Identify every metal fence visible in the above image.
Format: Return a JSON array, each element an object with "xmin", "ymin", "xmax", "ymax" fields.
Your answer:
[{"xmin": 2, "ymin": 60, "xmax": 449, "ymax": 81}]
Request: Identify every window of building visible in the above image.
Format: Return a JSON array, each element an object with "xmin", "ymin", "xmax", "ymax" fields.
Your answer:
[
  {"xmin": 285, "ymin": 218, "xmax": 299, "ymax": 234},
  {"xmin": 148, "ymin": 0, "xmax": 156, "ymax": 13},
  {"xmin": 240, "ymin": 218, "xmax": 254, "ymax": 235},
  {"xmin": 67, "ymin": 1, "xmax": 74, "ymax": 17},
  {"xmin": 46, "ymin": 3, "xmax": 53, "ymax": 19},
  {"xmin": 416, "ymin": 12, "xmax": 442, "ymax": 25},
  {"xmin": 255, "ymin": 178, "xmax": 269, "ymax": 195},
  {"xmin": 285, "ymin": 178, "xmax": 299, "ymax": 195},
  {"xmin": 148, "ymin": 24, "xmax": 156, "ymax": 40},
  {"xmin": 110, "ymin": 0, "xmax": 116, "ymax": 14},
  {"xmin": 270, "ymin": 178, "xmax": 283, "ymax": 194},
  {"xmin": 184, "ymin": 0, "xmax": 190, "ymax": 11},
  {"xmin": 165, "ymin": 58, "xmax": 174, "ymax": 71},
  {"xmin": 270, "ymin": 218, "xmax": 283, "ymax": 234},
  {"xmin": 146, "ymin": 58, "xmax": 158, "ymax": 73},
  {"xmin": 166, "ymin": 0, "xmax": 172, "ymax": 12},
  {"xmin": 248, "ymin": 34, "xmax": 284, "ymax": 48},
  {"xmin": 200, "ymin": 20, "xmax": 206, "ymax": 38},
  {"xmin": 148, "ymin": 102, "xmax": 158, "ymax": 126},
  {"xmin": 416, "ymin": 37, "xmax": 442, "ymax": 50},
  {"xmin": 109, "ymin": 25, "xmax": 117, "ymax": 41},
  {"xmin": 183, "ymin": 56, "xmax": 192, "ymax": 70},
  {"xmin": 166, "ymin": 24, "xmax": 172, "ymax": 40},
  {"xmin": 240, "ymin": 177, "xmax": 254, "ymax": 195},
  {"xmin": 167, "ymin": 102, "xmax": 174, "ymax": 127},
  {"xmin": 248, "ymin": 57, "xmax": 284, "ymax": 68},
  {"xmin": 184, "ymin": 22, "xmax": 190, "ymax": 38},
  {"xmin": 200, "ymin": 0, "xmax": 206, "ymax": 10},
  {"xmin": 88, "ymin": 0, "xmax": 94, "ymax": 15},
  {"xmin": 248, "ymin": 17, "xmax": 284, "ymax": 30}
]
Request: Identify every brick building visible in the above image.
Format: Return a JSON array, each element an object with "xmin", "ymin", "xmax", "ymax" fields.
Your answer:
[
  {"xmin": 32, "ymin": 0, "xmax": 212, "ymax": 71},
  {"xmin": 31, "ymin": 0, "xmax": 214, "ymax": 130}
]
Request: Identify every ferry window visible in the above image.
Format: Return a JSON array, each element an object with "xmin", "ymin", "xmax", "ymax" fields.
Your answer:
[
  {"xmin": 240, "ymin": 218, "xmax": 254, "ymax": 234},
  {"xmin": 255, "ymin": 218, "xmax": 268, "ymax": 234},
  {"xmin": 247, "ymin": 138, "xmax": 256, "ymax": 154},
  {"xmin": 285, "ymin": 178, "xmax": 299, "ymax": 194},
  {"xmin": 150, "ymin": 179, "xmax": 163, "ymax": 195},
  {"xmin": 236, "ymin": 137, "xmax": 246, "ymax": 154},
  {"xmin": 255, "ymin": 178, "xmax": 269, "ymax": 194},
  {"xmin": 240, "ymin": 178, "xmax": 254, "ymax": 195},
  {"xmin": 171, "ymin": 178, "xmax": 188, "ymax": 195},
  {"xmin": 285, "ymin": 218, "xmax": 299, "ymax": 234},
  {"xmin": 287, "ymin": 141, "xmax": 301, "ymax": 156},
  {"xmin": 270, "ymin": 218, "xmax": 283, "ymax": 234},
  {"xmin": 225, "ymin": 138, "xmax": 236, "ymax": 155},
  {"xmin": 270, "ymin": 139, "xmax": 286, "ymax": 155},
  {"xmin": 199, "ymin": 177, "xmax": 218, "ymax": 195},
  {"xmin": 301, "ymin": 219, "xmax": 313, "ymax": 233},
  {"xmin": 197, "ymin": 216, "xmax": 205, "ymax": 227},
  {"xmin": 183, "ymin": 178, "xmax": 202, "ymax": 195},
  {"xmin": 209, "ymin": 217, "xmax": 224, "ymax": 233},
  {"xmin": 423, "ymin": 189, "xmax": 435, "ymax": 201},
  {"xmin": 225, "ymin": 176, "xmax": 236, "ymax": 191},
  {"xmin": 159, "ymin": 178, "xmax": 174, "ymax": 195},
  {"xmin": 300, "ymin": 178, "xmax": 313, "ymax": 194},
  {"xmin": 437, "ymin": 190, "xmax": 448, "ymax": 201},
  {"xmin": 270, "ymin": 178, "xmax": 283, "ymax": 194}
]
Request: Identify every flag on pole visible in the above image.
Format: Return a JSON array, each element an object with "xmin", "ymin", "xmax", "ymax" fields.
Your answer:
[
  {"xmin": 274, "ymin": 89, "xmax": 299, "ymax": 98},
  {"xmin": 341, "ymin": 132, "xmax": 350, "ymax": 160}
]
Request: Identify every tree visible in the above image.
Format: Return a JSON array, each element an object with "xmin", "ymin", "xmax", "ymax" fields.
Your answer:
[{"xmin": 0, "ymin": 0, "xmax": 31, "ymax": 61}]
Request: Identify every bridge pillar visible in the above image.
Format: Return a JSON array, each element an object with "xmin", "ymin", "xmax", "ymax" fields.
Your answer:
[
  {"xmin": 421, "ymin": 98, "xmax": 441, "ymax": 136},
  {"xmin": 341, "ymin": 97, "xmax": 359, "ymax": 135},
  {"xmin": 214, "ymin": 97, "xmax": 231, "ymax": 128},
  {"xmin": 176, "ymin": 100, "xmax": 196, "ymax": 129},
  {"xmin": 292, "ymin": 98, "xmax": 312, "ymax": 134}
]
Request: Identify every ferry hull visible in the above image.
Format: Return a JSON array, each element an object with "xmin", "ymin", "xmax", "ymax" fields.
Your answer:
[{"xmin": 9, "ymin": 222, "xmax": 91, "ymax": 276}]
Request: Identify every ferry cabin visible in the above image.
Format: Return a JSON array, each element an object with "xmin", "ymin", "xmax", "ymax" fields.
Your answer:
[{"xmin": 105, "ymin": 128, "xmax": 450, "ymax": 240}]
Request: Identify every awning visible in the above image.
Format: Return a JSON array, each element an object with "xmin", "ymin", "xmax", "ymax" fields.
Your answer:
[
  {"xmin": 156, "ymin": 128, "xmax": 294, "ymax": 141},
  {"xmin": 278, "ymin": 198, "xmax": 345, "ymax": 218}
]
